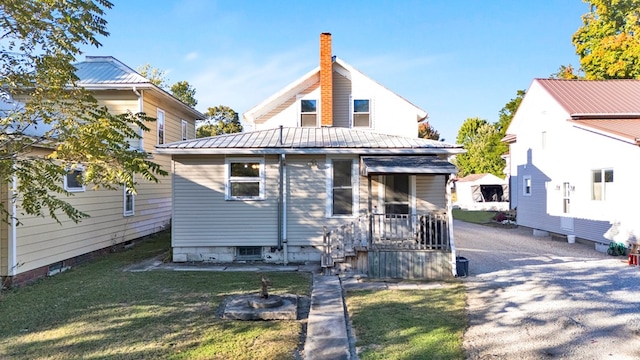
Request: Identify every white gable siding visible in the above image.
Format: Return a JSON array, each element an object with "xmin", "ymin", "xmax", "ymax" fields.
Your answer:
[
  {"xmin": 332, "ymin": 71, "xmax": 351, "ymax": 128},
  {"xmin": 251, "ymin": 62, "xmax": 421, "ymax": 138},
  {"xmin": 509, "ymin": 80, "xmax": 640, "ymax": 243}
]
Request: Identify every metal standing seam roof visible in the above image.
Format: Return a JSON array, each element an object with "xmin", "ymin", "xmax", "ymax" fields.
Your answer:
[
  {"xmin": 74, "ymin": 56, "xmax": 150, "ymax": 85},
  {"xmin": 535, "ymin": 79, "xmax": 640, "ymax": 116},
  {"xmin": 156, "ymin": 127, "xmax": 463, "ymax": 154},
  {"xmin": 360, "ymin": 156, "xmax": 457, "ymax": 176},
  {"xmin": 568, "ymin": 118, "xmax": 640, "ymax": 144}
]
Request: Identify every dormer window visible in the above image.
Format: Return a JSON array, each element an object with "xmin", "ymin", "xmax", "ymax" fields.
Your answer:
[
  {"xmin": 300, "ymin": 99, "xmax": 317, "ymax": 127},
  {"xmin": 353, "ymin": 99, "xmax": 370, "ymax": 127}
]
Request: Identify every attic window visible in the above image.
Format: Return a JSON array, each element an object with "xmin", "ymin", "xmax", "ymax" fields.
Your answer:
[
  {"xmin": 300, "ymin": 99, "xmax": 317, "ymax": 127},
  {"xmin": 352, "ymin": 99, "xmax": 370, "ymax": 127}
]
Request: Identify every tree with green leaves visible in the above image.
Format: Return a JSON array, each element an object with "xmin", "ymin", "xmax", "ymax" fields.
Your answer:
[
  {"xmin": 136, "ymin": 64, "xmax": 198, "ymax": 107},
  {"xmin": 136, "ymin": 63, "xmax": 169, "ymax": 88},
  {"xmin": 496, "ymin": 90, "xmax": 525, "ymax": 135},
  {"xmin": 454, "ymin": 118, "xmax": 505, "ymax": 177},
  {"xmin": 170, "ymin": 81, "xmax": 197, "ymax": 108},
  {"xmin": 196, "ymin": 105, "xmax": 243, "ymax": 138},
  {"xmin": 573, "ymin": 0, "xmax": 640, "ymax": 79},
  {"xmin": 1, "ymin": 0, "xmax": 165, "ymax": 223},
  {"xmin": 550, "ymin": 65, "xmax": 582, "ymax": 79},
  {"xmin": 418, "ymin": 122, "xmax": 441, "ymax": 141}
]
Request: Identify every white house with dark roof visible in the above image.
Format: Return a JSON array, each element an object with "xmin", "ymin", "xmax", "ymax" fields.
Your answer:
[
  {"xmin": 504, "ymin": 78, "xmax": 640, "ymax": 246},
  {"xmin": 1, "ymin": 56, "xmax": 204, "ymax": 285},
  {"xmin": 158, "ymin": 34, "xmax": 465, "ymax": 279}
]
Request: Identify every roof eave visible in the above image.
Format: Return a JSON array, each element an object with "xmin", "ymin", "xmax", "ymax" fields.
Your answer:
[{"xmin": 155, "ymin": 147, "xmax": 465, "ymax": 156}]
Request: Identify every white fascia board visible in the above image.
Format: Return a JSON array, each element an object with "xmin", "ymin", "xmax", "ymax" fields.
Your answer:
[
  {"xmin": 243, "ymin": 67, "xmax": 321, "ymax": 124},
  {"xmin": 155, "ymin": 147, "xmax": 465, "ymax": 156}
]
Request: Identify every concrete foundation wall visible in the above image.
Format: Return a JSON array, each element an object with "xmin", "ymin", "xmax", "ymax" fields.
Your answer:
[{"xmin": 172, "ymin": 245, "xmax": 322, "ymax": 264}]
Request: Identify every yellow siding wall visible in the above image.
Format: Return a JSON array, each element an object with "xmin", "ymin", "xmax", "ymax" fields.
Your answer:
[
  {"xmin": 0, "ymin": 182, "xmax": 8, "ymax": 276},
  {"xmin": 12, "ymin": 89, "xmax": 198, "ymax": 275}
]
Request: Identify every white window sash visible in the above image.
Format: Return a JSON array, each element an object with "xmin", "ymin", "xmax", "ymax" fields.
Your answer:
[
  {"xmin": 225, "ymin": 157, "xmax": 266, "ymax": 200},
  {"xmin": 64, "ymin": 166, "xmax": 85, "ymax": 192},
  {"xmin": 326, "ymin": 157, "xmax": 359, "ymax": 218}
]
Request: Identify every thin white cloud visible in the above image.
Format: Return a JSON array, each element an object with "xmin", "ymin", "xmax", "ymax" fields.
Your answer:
[
  {"xmin": 184, "ymin": 52, "xmax": 198, "ymax": 61},
  {"xmin": 190, "ymin": 47, "xmax": 314, "ymax": 118}
]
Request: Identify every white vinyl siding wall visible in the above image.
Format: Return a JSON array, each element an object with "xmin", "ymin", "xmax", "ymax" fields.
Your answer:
[{"xmin": 509, "ymin": 80, "xmax": 640, "ymax": 243}]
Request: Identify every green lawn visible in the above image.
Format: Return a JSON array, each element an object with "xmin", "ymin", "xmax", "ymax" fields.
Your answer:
[
  {"xmin": 346, "ymin": 284, "xmax": 467, "ymax": 360},
  {"xmin": 0, "ymin": 233, "xmax": 311, "ymax": 360}
]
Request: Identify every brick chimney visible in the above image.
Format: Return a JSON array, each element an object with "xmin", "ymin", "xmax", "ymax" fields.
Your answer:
[{"xmin": 320, "ymin": 32, "xmax": 333, "ymax": 127}]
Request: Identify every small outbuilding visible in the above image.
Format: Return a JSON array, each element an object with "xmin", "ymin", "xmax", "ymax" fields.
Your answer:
[{"xmin": 453, "ymin": 173, "xmax": 509, "ymax": 211}]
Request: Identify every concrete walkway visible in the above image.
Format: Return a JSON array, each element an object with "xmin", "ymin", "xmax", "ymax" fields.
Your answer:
[{"xmin": 303, "ymin": 274, "xmax": 351, "ymax": 360}]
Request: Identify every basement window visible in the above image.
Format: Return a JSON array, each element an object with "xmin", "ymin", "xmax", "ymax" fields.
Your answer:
[{"xmin": 237, "ymin": 246, "xmax": 262, "ymax": 260}]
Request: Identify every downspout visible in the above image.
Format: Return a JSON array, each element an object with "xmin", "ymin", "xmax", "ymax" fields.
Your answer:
[
  {"xmin": 446, "ymin": 174, "xmax": 457, "ymax": 276},
  {"xmin": 278, "ymin": 126, "xmax": 288, "ymax": 264},
  {"xmin": 8, "ymin": 175, "xmax": 17, "ymax": 276}
]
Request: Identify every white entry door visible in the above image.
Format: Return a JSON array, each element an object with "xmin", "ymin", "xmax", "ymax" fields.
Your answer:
[{"xmin": 560, "ymin": 182, "xmax": 574, "ymax": 231}]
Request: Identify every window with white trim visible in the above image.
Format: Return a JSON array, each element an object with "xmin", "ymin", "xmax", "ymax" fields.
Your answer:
[
  {"xmin": 123, "ymin": 184, "xmax": 135, "ymax": 216},
  {"xmin": 523, "ymin": 175, "xmax": 531, "ymax": 196},
  {"xmin": 181, "ymin": 119, "xmax": 188, "ymax": 141},
  {"xmin": 352, "ymin": 99, "xmax": 371, "ymax": 128},
  {"xmin": 327, "ymin": 158, "xmax": 358, "ymax": 217},
  {"xmin": 226, "ymin": 158, "xmax": 265, "ymax": 200},
  {"xmin": 64, "ymin": 166, "xmax": 85, "ymax": 192},
  {"xmin": 157, "ymin": 109, "xmax": 165, "ymax": 144},
  {"xmin": 592, "ymin": 169, "xmax": 613, "ymax": 201},
  {"xmin": 300, "ymin": 99, "xmax": 317, "ymax": 127}
]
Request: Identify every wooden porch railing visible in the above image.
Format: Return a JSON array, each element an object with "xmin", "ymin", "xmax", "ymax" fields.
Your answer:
[{"xmin": 322, "ymin": 212, "xmax": 450, "ymax": 268}]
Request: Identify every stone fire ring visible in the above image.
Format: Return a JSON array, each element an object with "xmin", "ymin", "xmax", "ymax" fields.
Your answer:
[{"xmin": 221, "ymin": 294, "xmax": 298, "ymax": 321}]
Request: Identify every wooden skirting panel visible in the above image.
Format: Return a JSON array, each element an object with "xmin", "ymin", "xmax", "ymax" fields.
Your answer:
[{"xmin": 366, "ymin": 250, "xmax": 452, "ymax": 280}]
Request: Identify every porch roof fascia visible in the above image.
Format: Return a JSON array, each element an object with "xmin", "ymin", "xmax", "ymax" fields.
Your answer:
[{"xmin": 360, "ymin": 156, "xmax": 458, "ymax": 176}]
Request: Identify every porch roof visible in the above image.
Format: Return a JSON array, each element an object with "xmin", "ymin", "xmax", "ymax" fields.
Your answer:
[{"xmin": 360, "ymin": 156, "xmax": 457, "ymax": 176}]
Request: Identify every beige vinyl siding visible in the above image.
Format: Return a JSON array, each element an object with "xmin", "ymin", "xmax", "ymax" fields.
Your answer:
[
  {"xmin": 93, "ymin": 91, "xmax": 142, "ymax": 150},
  {"xmin": 286, "ymin": 155, "xmax": 326, "ymax": 246},
  {"xmin": 416, "ymin": 175, "xmax": 446, "ymax": 212},
  {"xmin": 172, "ymin": 155, "xmax": 279, "ymax": 247},
  {"xmin": 332, "ymin": 71, "xmax": 351, "ymax": 127}
]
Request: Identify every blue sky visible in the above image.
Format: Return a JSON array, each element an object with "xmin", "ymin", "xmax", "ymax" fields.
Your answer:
[{"xmin": 80, "ymin": 0, "xmax": 589, "ymax": 142}]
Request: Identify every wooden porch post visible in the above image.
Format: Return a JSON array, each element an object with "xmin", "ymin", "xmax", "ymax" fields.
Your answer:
[{"xmin": 368, "ymin": 175, "xmax": 373, "ymax": 246}]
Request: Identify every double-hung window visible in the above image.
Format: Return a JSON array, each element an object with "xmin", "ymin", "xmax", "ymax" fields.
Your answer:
[
  {"xmin": 592, "ymin": 169, "xmax": 613, "ymax": 201},
  {"xmin": 123, "ymin": 184, "xmax": 135, "ymax": 216},
  {"xmin": 352, "ymin": 99, "xmax": 371, "ymax": 128},
  {"xmin": 523, "ymin": 175, "xmax": 531, "ymax": 196},
  {"xmin": 181, "ymin": 120, "xmax": 188, "ymax": 141},
  {"xmin": 327, "ymin": 158, "xmax": 358, "ymax": 217},
  {"xmin": 157, "ymin": 109, "xmax": 165, "ymax": 144},
  {"xmin": 64, "ymin": 166, "xmax": 85, "ymax": 192},
  {"xmin": 226, "ymin": 158, "xmax": 265, "ymax": 200},
  {"xmin": 300, "ymin": 99, "xmax": 317, "ymax": 127}
]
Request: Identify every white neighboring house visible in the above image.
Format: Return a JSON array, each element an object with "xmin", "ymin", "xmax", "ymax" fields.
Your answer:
[
  {"xmin": 504, "ymin": 78, "xmax": 640, "ymax": 245},
  {"xmin": 454, "ymin": 173, "xmax": 509, "ymax": 211}
]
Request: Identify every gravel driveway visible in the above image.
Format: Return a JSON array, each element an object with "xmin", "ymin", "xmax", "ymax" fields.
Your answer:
[{"xmin": 454, "ymin": 220, "xmax": 640, "ymax": 360}]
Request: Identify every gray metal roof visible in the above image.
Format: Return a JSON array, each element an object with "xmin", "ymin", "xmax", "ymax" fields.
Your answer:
[
  {"xmin": 156, "ymin": 127, "xmax": 464, "ymax": 155},
  {"xmin": 360, "ymin": 156, "xmax": 457, "ymax": 175},
  {"xmin": 75, "ymin": 56, "xmax": 150, "ymax": 85}
]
